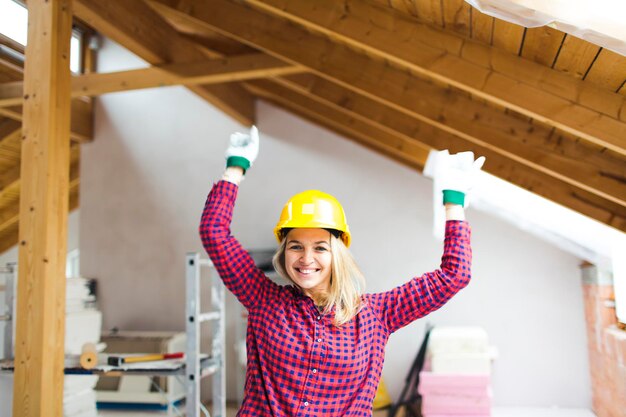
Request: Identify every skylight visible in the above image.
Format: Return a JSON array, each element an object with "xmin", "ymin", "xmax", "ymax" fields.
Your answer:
[{"xmin": 0, "ymin": 0, "xmax": 83, "ymax": 73}]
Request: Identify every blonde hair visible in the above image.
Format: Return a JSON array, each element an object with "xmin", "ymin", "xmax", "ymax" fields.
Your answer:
[{"xmin": 272, "ymin": 231, "xmax": 365, "ymax": 326}]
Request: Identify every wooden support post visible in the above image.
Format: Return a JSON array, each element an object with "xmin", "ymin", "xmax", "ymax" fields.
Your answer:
[{"xmin": 13, "ymin": 1, "xmax": 73, "ymax": 417}]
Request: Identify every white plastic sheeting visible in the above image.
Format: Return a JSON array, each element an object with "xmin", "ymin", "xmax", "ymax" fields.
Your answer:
[{"xmin": 465, "ymin": 0, "xmax": 626, "ymax": 56}]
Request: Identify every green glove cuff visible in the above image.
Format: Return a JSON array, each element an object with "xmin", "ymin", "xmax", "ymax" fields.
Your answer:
[
  {"xmin": 443, "ymin": 189, "xmax": 465, "ymax": 206},
  {"xmin": 226, "ymin": 156, "xmax": 251, "ymax": 174}
]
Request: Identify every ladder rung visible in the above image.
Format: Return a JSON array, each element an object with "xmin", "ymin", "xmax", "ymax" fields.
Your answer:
[{"xmin": 198, "ymin": 312, "xmax": 220, "ymax": 322}]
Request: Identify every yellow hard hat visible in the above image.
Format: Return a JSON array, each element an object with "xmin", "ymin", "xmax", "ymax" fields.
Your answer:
[{"xmin": 274, "ymin": 190, "xmax": 351, "ymax": 247}]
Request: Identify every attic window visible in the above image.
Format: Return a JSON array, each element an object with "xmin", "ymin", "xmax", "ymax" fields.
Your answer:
[{"xmin": 0, "ymin": 0, "xmax": 83, "ymax": 73}]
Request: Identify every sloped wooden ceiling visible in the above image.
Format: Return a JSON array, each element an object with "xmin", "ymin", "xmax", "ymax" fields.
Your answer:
[{"xmin": 0, "ymin": 0, "xmax": 625, "ymax": 252}]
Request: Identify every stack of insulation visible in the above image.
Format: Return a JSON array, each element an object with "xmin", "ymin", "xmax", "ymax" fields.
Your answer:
[{"xmin": 418, "ymin": 326, "xmax": 495, "ymax": 417}]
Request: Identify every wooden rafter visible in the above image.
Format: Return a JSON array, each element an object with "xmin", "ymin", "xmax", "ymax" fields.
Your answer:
[
  {"xmin": 241, "ymin": 0, "xmax": 626, "ymax": 155},
  {"xmin": 0, "ymin": 53, "xmax": 304, "ymax": 105},
  {"xmin": 256, "ymin": 75, "xmax": 626, "ymax": 230},
  {"xmin": 148, "ymin": 0, "xmax": 626, "ymax": 231},
  {"xmin": 73, "ymin": 0, "xmax": 257, "ymax": 125}
]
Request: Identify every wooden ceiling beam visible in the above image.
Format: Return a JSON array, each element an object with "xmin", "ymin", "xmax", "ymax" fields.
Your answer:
[
  {"xmin": 242, "ymin": 0, "xmax": 626, "ymax": 155},
  {"xmin": 248, "ymin": 76, "xmax": 626, "ymax": 231},
  {"xmin": 151, "ymin": 0, "xmax": 626, "ymax": 209},
  {"xmin": 247, "ymin": 81, "xmax": 430, "ymax": 172},
  {"xmin": 0, "ymin": 53, "xmax": 304, "ymax": 106},
  {"xmin": 73, "ymin": 0, "xmax": 257, "ymax": 125}
]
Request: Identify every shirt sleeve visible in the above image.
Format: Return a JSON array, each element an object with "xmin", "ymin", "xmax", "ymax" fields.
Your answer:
[
  {"xmin": 367, "ymin": 221, "xmax": 472, "ymax": 334},
  {"xmin": 198, "ymin": 180, "xmax": 278, "ymax": 310}
]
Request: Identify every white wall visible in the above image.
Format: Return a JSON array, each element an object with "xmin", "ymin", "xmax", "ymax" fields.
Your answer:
[{"xmin": 77, "ymin": 38, "xmax": 591, "ymax": 407}]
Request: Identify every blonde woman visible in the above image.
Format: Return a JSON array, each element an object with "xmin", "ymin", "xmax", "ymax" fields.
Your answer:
[{"xmin": 199, "ymin": 126, "xmax": 484, "ymax": 416}]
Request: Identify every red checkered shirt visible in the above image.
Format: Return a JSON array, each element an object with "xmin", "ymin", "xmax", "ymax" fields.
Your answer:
[{"xmin": 199, "ymin": 181, "xmax": 472, "ymax": 416}]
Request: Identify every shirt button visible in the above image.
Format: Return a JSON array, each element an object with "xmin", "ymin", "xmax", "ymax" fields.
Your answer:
[
  {"xmin": 304, "ymin": 401, "xmax": 309, "ymax": 406},
  {"xmin": 317, "ymin": 338, "xmax": 322, "ymax": 342},
  {"xmin": 312, "ymin": 369, "xmax": 317, "ymax": 374},
  {"xmin": 316, "ymin": 316, "xmax": 321, "ymax": 320}
]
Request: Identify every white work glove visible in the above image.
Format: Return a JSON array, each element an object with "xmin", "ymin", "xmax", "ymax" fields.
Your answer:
[
  {"xmin": 425, "ymin": 150, "xmax": 486, "ymax": 207},
  {"xmin": 225, "ymin": 125, "xmax": 259, "ymax": 174}
]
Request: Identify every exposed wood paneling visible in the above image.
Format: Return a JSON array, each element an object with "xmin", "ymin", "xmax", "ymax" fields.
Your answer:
[
  {"xmin": 193, "ymin": 0, "xmax": 626, "ymax": 185},
  {"xmin": 13, "ymin": 0, "xmax": 73, "ymax": 415},
  {"xmin": 250, "ymin": 75, "xmax": 626, "ymax": 230},
  {"xmin": 521, "ymin": 26, "xmax": 565, "ymax": 67},
  {"xmin": 442, "ymin": 0, "xmax": 471, "ymax": 37},
  {"xmin": 0, "ymin": 54, "xmax": 303, "ymax": 105},
  {"xmin": 235, "ymin": 0, "xmax": 626, "ymax": 155},
  {"xmin": 585, "ymin": 48, "xmax": 626, "ymax": 92},
  {"xmin": 553, "ymin": 35, "xmax": 601, "ymax": 79},
  {"xmin": 156, "ymin": 0, "xmax": 626, "ymax": 221},
  {"xmin": 74, "ymin": 0, "xmax": 257, "ymax": 125},
  {"xmin": 469, "ymin": 7, "xmax": 493, "ymax": 44},
  {"xmin": 389, "ymin": 0, "xmax": 418, "ymax": 17},
  {"xmin": 413, "ymin": 0, "xmax": 443, "ymax": 26},
  {"xmin": 492, "ymin": 19, "xmax": 524, "ymax": 55}
]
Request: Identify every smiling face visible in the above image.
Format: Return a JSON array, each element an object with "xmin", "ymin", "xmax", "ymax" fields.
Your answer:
[{"xmin": 284, "ymin": 228, "xmax": 333, "ymax": 299}]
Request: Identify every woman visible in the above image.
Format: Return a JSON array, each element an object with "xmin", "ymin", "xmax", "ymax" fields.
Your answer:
[{"xmin": 199, "ymin": 126, "xmax": 484, "ymax": 416}]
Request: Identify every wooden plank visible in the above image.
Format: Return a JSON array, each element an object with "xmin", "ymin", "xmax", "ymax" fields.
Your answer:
[
  {"xmin": 0, "ymin": 52, "xmax": 24, "ymax": 78},
  {"xmin": 74, "ymin": 0, "xmax": 256, "ymax": 125},
  {"xmin": 389, "ymin": 0, "xmax": 419, "ymax": 17},
  {"xmin": 492, "ymin": 19, "xmax": 524, "ymax": 55},
  {"xmin": 250, "ymin": 76, "xmax": 626, "ymax": 231},
  {"xmin": 234, "ymin": 0, "xmax": 626, "ymax": 154},
  {"xmin": 470, "ymin": 7, "xmax": 493, "ymax": 44},
  {"xmin": 584, "ymin": 49, "xmax": 626, "ymax": 92},
  {"xmin": 0, "ymin": 54, "xmax": 303, "ymax": 105},
  {"xmin": 553, "ymin": 35, "xmax": 601, "ymax": 79},
  {"xmin": 442, "ymin": 0, "xmax": 471, "ymax": 37},
  {"xmin": 170, "ymin": 0, "xmax": 626, "ymax": 205},
  {"xmin": 413, "ymin": 0, "xmax": 443, "ymax": 26},
  {"xmin": 521, "ymin": 26, "xmax": 565, "ymax": 67},
  {"xmin": 13, "ymin": 1, "xmax": 73, "ymax": 416},
  {"xmin": 0, "ymin": 34, "xmax": 25, "ymax": 54}
]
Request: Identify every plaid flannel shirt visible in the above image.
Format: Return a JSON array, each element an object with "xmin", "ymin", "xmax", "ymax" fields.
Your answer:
[{"xmin": 199, "ymin": 181, "xmax": 472, "ymax": 416}]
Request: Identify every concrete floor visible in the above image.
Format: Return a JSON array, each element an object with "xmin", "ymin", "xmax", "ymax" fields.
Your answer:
[{"xmin": 98, "ymin": 405, "xmax": 598, "ymax": 417}]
